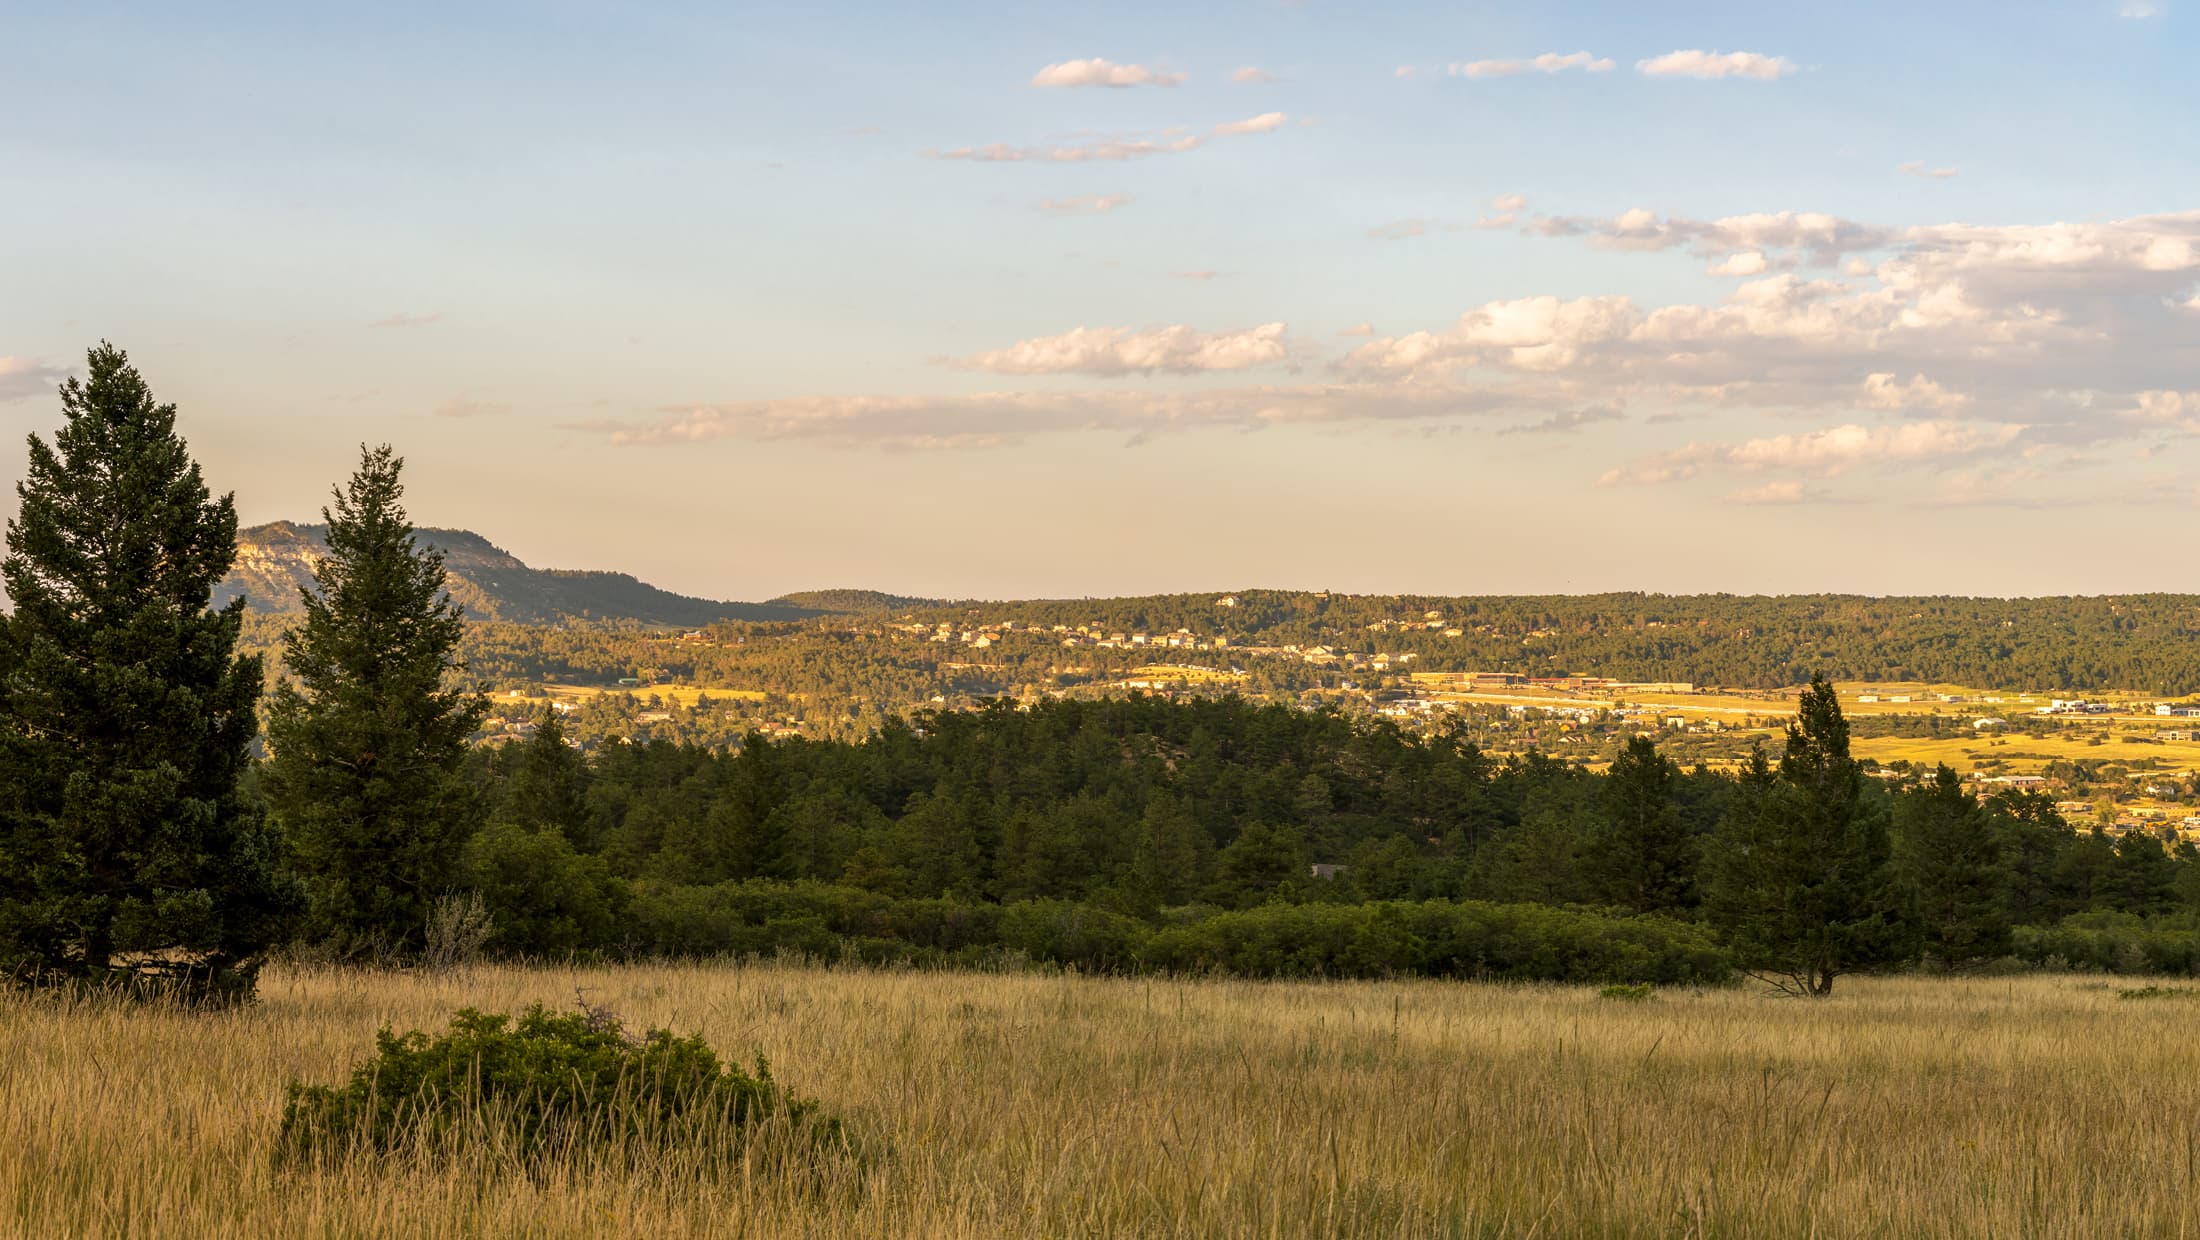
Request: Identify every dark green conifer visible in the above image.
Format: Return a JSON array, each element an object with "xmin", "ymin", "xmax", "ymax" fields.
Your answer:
[
  {"xmin": 1705, "ymin": 676, "xmax": 1909, "ymax": 995},
  {"xmin": 0, "ymin": 343, "xmax": 294, "ymax": 998},
  {"xmin": 262, "ymin": 445, "xmax": 487, "ymax": 955}
]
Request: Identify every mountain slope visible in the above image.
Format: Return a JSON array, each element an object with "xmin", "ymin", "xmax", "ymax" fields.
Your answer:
[
  {"xmin": 766, "ymin": 588, "xmax": 939, "ymax": 613},
  {"xmin": 216, "ymin": 522, "xmax": 819, "ymax": 626}
]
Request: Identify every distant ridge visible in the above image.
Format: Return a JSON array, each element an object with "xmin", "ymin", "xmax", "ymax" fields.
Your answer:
[
  {"xmin": 217, "ymin": 522, "xmax": 820, "ymax": 627},
  {"xmin": 767, "ymin": 588, "xmax": 939, "ymax": 613}
]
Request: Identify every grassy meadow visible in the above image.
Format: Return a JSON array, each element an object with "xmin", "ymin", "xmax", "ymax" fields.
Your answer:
[{"xmin": 8, "ymin": 963, "xmax": 2200, "ymax": 1237}]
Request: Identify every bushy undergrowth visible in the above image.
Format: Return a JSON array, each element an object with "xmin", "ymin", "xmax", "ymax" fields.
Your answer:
[
  {"xmin": 622, "ymin": 881, "xmax": 1733, "ymax": 984},
  {"xmin": 2011, "ymin": 912, "xmax": 2200, "ymax": 975},
  {"xmin": 277, "ymin": 1000, "xmax": 841, "ymax": 1169},
  {"xmin": 1140, "ymin": 900, "xmax": 1731, "ymax": 984}
]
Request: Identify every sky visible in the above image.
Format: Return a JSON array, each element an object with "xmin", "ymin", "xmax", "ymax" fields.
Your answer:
[{"xmin": 3, "ymin": 0, "xmax": 2196, "ymax": 601}]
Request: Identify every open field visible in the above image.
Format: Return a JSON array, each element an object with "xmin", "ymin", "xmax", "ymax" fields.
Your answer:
[
  {"xmin": 9, "ymin": 965, "xmax": 2200, "ymax": 1237},
  {"xmin": 489, "ymin": 685, "xmax": 771, "ymax": 709}
]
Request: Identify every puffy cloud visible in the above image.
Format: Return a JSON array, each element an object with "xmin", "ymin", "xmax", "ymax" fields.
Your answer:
[
  {"xmin": 1230, "ymin": 66, "xmax": 1279, "ymax": 84},
  {"xmin": 1498, "ymin": 405, "xmax": 1624, "ymax": 436},
  {"xmin": 1531, "ymin": 207, "xmax": 1890, "ymax": 261},
  {"xmin": 373, "ymin": 311, "xmax": 443, "ymax": 328},
  {"xmin": 1602, "ymin": 421, "xmax": 2025, "ymax": 485},
  {"xmin": 1393, "ymin": 66, "xmax": 1417, "ymax": 79},
  {"xmin": 2120, "ymin": 1, "xmax": 2164, "ymax": 16},
  {"xmin": 1636, "ymin": 50, "xmax": 1796, "ymax": 80},
  {"xmin": 0, "ymin": 357, "xmax": 69, "ymax": 403},
  {"xmin": 1451, "ymin": 52, "xmax": 1614, "ymax": 78},
  {"xmin": 2121, "ymin": 390, "xmax": 2200, "ymax": 431},
  {"xmin": 1860, "ymin": 372, "xmax": 1973, "ymax": 414},
  {"xmin": 1706, "ymin": 251, "xmax": 1770, "ymax": 277},
  {"xmin": 1037, "ymin": 193, "xmax": 1133, "ymax": 216},
  {"xmin": 1212, "ymin": 111, "xmax": 1287, "ymax": 136},
  {"xmin": 928, "ymin": 113, "xmax": 1287, "ymax": 163},
  {"xmin": 1031, "ymin": 59, "xmax": 1183, "ymax": 89},
  {"xmin": 1340, "ymin": 295, "xmax": 1642, "ymax": 375},
  {"xmin": 1337, "ymin": 323, "xmax": 1376, "ymax": 337},
  {"xmin": 947, "ymin": 323, "xmax": 1293, "ymax": 377},
  {"xmin": 1490, "ymin": 193, "xmax": 1529, "ymax": 213},
  {"xmin": 1899, "ymin": 161, "xmax": 1959, "ymax": 180}
]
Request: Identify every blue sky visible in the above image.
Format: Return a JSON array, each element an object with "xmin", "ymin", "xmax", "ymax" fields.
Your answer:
[{"xmin": 3, "ymin": 1, "xmax": 2195, "ymax": 599}]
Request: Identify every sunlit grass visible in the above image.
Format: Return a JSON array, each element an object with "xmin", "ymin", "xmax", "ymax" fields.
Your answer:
[{"xmin": 5, "ymin": 964, "xmax": 2196, "ymax": 1236}]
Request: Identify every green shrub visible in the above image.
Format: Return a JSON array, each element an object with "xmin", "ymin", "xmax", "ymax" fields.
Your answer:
[
  {"xmin": 2012, "ymin": 914, "xmax": 2200, "ymax": 975},
  {"xmin": 1139, "ymin": 900, "xmax": 1730, "ymax": 985},
  {"xmin": 1599, "ymin": 983, "xmax": 1656, "ymax": 1002},
  {"xmin": 277, "ymin": 1001, "xmax": 839, "ymax": 1167},
  {"xmin": 2116, "ymin": 984, "xmax": 2200, "ymax": 1001}
]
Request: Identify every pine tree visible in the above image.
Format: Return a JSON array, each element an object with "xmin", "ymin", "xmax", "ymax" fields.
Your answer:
[
  {"xmin": 1705, "ymin": 676, "xmax": 1909, "ymax": 995},
  {"xmin": 0, "ymin": 343, "xmax": 295, "ymax": 998},
  {"xmin": 262, "ymin": 445, "xmax": 487, "ymax": 955},
  {"xmin": 501, "ymin": 708, "xmax": 591, "ymax": 848},
  {"xmin": 1596, "ymin": 735, "xmax": 1698, "ymax": 914},
  {"xmin": 1894, "ymin": 765, "xmax": 2010, "ymax": 969}
]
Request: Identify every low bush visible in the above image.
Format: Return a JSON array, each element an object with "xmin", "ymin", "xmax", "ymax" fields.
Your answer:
[
  {"xmin": 2011, "ymin": 913, "xmax": 2200, "ymax": 975},
  {"xmin": 1140, "ymin": 900, "xmax": 1731, "ymax": 985},
  {"xmin": 277, "ymin": 1000, "xmax": 840, "ymax": 1168}
]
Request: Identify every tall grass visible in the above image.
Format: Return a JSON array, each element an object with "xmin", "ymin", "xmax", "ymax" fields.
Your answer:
[{"xmin": 2, "ymin": 962, "xmax": 2193, "ymax": 1236}]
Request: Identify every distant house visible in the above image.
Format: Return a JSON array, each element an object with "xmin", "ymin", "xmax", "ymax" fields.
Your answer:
[{"xmin": 1309, "ymin": 864, "xmax": 1348, "ymax": 881}]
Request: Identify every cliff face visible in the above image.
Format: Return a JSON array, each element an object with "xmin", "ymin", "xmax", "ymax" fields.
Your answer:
[{"xmin": 214, "ymin": 523, "xmax": 818, "ymax": 626}]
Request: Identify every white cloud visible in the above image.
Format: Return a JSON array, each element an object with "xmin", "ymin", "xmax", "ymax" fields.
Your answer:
[
  {"xmin": 2120, "ymin": 1, "xmax": 2164, "ymax": 17},
  {"xmin": 1899, "ymin": 161, "xmax": 1959, "ymax": 180},
  {"xmin": 1451, "ymin": 52, "xmax": 1614, "ymax": 78},
  {"xmin": 1031, "ymin": 59, "xmax": 1183, "ymax": 89},
  {"xmin": 1498, "ymin": 404, "xmax": 1624, "ymax": 435},
  {"xmin": 1860, "ymin": 372, "xmax": 1973, "ymax": 414},
  {"xmin": 1368, "ymin": 219, "xmax": 1433, "ymax": 241},
  {"xmin": 1340, "ymin": 295, "xmax": 1642, "ymax": 375},
  {"xmin": 1393, "ymin": 66, "xmax": 1417, "ymax": 79},
  {"xmin": 1212, "ymin": 111, "xmax": 1288, "ymax": 136},
  {"xmin": 1491, "ymin": 193, "xmax": 1529, "ymax": 213},
  {"xmin": 1230, "ymin": 66, "xmax": 1279, "ymax": 84},
  {"xmin": 1723, "ymin": 480, "xmax": 1816, "ymax": 505},
  {"xmin": 928, "ymin": 112, "xmax": 1286, "ymax": 163},
  {"xmin": 373, "ymin": 311, "xmax": 443, "ymax": 328},
  {"xmin": 1603, "ymin": 421, "xmax": 2025, "ymax": 485},
  {"xmin": 1636, "ymin": 50, "xmax": 1796, "ymax": 80},
  {"xmin": 1037, "ymin": 193, "xmax": 1134, "ymax": 216},
  {"xmin": 434, "ymin": 393, "xmax": 511, "ymax": 419},
  {"xmin": 2121, "ymin": 389, "xmax": 2200, "ymax": 430},
  {"xmin": 582, "ymin": 381, "xmax": 1548, "ymax": 450},
  {"xmin": 1707, "ymin": 251, "xmax": 1770, "ymax": 277},
  {"xmin": 1338, "ymin": 323, "xmax": 1375, "ymax": 337},
  {"xmin": 947, "ymin": 323, "xmax": 1294, "ymax": 377},
  {"xmin": 0, "ymin": 357, "xmax": 69, "ymax": 403}
]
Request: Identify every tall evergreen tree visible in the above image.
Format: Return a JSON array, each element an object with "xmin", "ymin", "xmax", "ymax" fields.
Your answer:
[
  {"xmin": 1893, "ymin": 765, "xmax": 2011, "ymax": 969},
  {"xmin": 1596, "ymin": 735, "xmax": 1698, "ymax": 914},
  {"xmin": 500, "ymin": 707, "xmax": 590, "ymax": 848},
  {"xmin": 0, "ymin": 344, "xmax": 294, "ymax": 998},
  {"xmin": 262, "ymin": 445, "xmax": 487, "ymax": 955},
  {"xmin": 1705, "ymin": 676, "xmax": 1908, "ymax": 995}
]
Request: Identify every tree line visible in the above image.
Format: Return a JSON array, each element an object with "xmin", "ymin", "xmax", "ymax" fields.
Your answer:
[{"xmin": 3, "ymin": 346, "xmax": 2195, "ymax": 1001}]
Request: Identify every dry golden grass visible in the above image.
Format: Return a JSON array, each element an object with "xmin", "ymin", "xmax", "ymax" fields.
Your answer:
[{"xmin": 6, "ymin": 964, "xmax": 2200, "ymax": 1237}]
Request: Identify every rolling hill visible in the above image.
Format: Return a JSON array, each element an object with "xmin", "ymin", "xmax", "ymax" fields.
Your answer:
[{"xmin": 215, "ymin": 522, "xmax": 820, "ymax": 627}]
